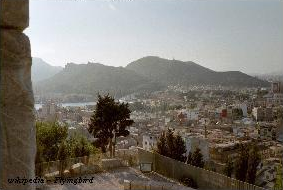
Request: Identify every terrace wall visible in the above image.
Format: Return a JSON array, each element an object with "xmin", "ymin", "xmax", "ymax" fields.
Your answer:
[{"xmin": 138, "ymin": 148, "xmax": 268, "ymax": 190}]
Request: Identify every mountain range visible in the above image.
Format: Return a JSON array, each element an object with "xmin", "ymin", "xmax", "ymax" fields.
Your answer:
[
  {"xmin": 126, "ymin": 56, "xmax": 269, "ymax": 87},
  {"xmin": 33, "ymin": 56, "xmax": 270, "ymax": 97},
  {"xmin": 33, "ymin": 61, "xmax": 162, "ymax": 97},
  {"xmin": 32, "ymin": 57, "xmax": 63, "ymax": 83}
]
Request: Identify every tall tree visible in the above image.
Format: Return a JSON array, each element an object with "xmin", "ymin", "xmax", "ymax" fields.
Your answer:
[
  {"xmin": 235, "ymin": 144, "xmax": 250, "ymax": 182},
  {"xmin": 165, "ymin": 128, "xmax": 175, "ymax": 158},
  {"xmin": 190, "ymin": 148, "xmax": 205, "ymax": 168},
  {"xmin": 173, "ymin": 134, "xmax": 186, "ymax": 162},
  {"xmin": 88, "ymin": 94, "xmax": 134, "ymax": 156},
  {"xmin": 234, "ymin": 143, "xmax": 261, "ymax": 184},
  {"xmin": 157, "ymin": 131, "xmax": 168, "ymax": 156},
  {"xmin": 246, "ymin": 144, "xmax": 261, "ymax": 184},
  {"xmin": 224, "ymin": 156, "xmax": 234, "ymax": 177},
  {"xmin": 157, "ymin": 129, "xmax": 186, "ymax": 162}
]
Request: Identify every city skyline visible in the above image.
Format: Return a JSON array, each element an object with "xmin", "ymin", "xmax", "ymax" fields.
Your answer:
[{"xmin": 25, "ymin": 0, "xmax": 283, "ymax": 74}]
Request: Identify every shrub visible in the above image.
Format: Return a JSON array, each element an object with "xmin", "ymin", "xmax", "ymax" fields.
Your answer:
[{"xmin": 180, "ymin": 176, "xmax": 198, "ymax": 189}]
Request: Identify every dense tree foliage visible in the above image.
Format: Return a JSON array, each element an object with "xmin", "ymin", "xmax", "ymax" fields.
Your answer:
[
  {"xmin": 166, "ymin": 129, "xmax": 175, "ymax": 158},
  {"xmin": 234, "ymin": 143, "xmax": 260, "ymax": 184},
  {"xmin": 67, "ymin": 134, "xmax": 96, "ymax": 158},
  {"xmin": 246, "ymin": 145, "xmax": 261, "ymax": 184},
  {"xmin": 157, "ymin": 129, "xmax": 186, "ymax": 162},
  {"xmin": 88, "ymin": 94, "xmax": 134, "ymax": 155},
  {"xmin": 57, "ymin": 141, "xmax": 69, "ymax": 161},
  {"xmin": 224, "ymin": 156, "xmax": 234, "ymax": 177},
  {"xmin": 274, "ymin": 164, "xmax": 283, "ymax": 190},
  {"xmin": 36, "ymin": 122, "xmax": 97, "ymax": 163},
  {"xmin": 57, "ymin": 141, "xmax": 69, "ymax": 176},
  {"xmin": 36, "ymin": 122, "xmax": 68, "ymax": 162},
  {"xmin": 173, "ymin": 135, "xmax": 188, "ymax": 162},
  {"xmin": 186, "ymin": 148, "xmax": 205, "ymax": 168},
  {"xmin": 157, "ymin": 131, "xmax": 167, "ymax": 155},
  {"xmin": 235, "ymin": 144, "xmax": 249, "ymax": 181},
  {"xmin": 35, "ymin": 122, "xmax": 98, "ymax": 177}
]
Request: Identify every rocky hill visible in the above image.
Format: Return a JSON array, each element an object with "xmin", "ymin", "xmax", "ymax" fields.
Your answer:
[
  {"xmin": 32, "ymin": 57, "xmax": 63, "ymax": 83},
  {"xmin": 126, "ymin": 56, "xmax": 270, "ymax": 87},
  {"xmin": 34, "ymin": 62, "xmax": 163, "ymax": 98},
  {"xmin": 34, "ymin": 56, "xmax": 269, "ymax": 98}
]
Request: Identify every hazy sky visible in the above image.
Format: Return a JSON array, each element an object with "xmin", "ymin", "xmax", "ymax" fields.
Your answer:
[{"xmin": 25, "ymin": 0, "xmax": 283, "ymax": 74}]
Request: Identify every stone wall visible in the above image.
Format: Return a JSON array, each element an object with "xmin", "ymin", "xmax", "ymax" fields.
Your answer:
[
  {"xmin": 138, "ymin": 148, "xmax": 267, "ymax": 190},
  {"xmin": 0, "ymin": 0, "xmax": 36, "ymax": 190},
  {"xmin": 101, "ymin": 158, "xmax": 124, "ymax": 170},
  {"xmin": 123, "ymin": 179, "xmax": 192, "ymax": 190}
]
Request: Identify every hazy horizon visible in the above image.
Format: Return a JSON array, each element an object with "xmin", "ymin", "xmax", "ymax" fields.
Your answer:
[{"xmin": 25, "ymin": 0, "xmax": 283, "ymax": 74}]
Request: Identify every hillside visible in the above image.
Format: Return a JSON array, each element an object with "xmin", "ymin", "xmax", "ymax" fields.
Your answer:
[
  {"xmin": 126, "ymin": 56, "xmax": 270, "ymax": 87},
  {"xmin": 34, "ymin": 62, "xmax": 163, "ymax": 98},
  {"xmin": 34, "ymin": 56, "xmax": 270, "ymax": 98},
  {"xmin": 32, "ymin": 58, "xmax": 63, "ymax": 83}
]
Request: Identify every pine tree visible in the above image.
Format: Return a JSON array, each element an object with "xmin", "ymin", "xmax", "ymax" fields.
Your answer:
[
  {"xmin": 165, "ymin": 128, "xmax": 175, "ymax": 158},
  {"xmin": 173, "ymin": 134, "xmax": 186, "ymax": 162},
  {"xmin": 224, "ymin": 156, "xmax": 234, "ymax": 177},
  {"xmin": 88, "ymin": 94, "xmax": 133, "ymax": 155},
  {"xmin": 246, "ymin": 144, "xmax": 261, "ymax": 184},
  {"xmin": 157, "ymin": 131, "xmax": 168, "ymax": 156},
  {"xmin": 157, "ymin": 129, "xmax": 186, "ymax": 162},
  {"xmin": 235, "ymin": 144, "xmax": 249, "ymax": 182},
  {"xmin": 186, "ymin": 148, "xmax": 205, "ymax": 168},
  {"xmin": 190, "ymin": 148, "xmax": 204, "ymax": 168}
]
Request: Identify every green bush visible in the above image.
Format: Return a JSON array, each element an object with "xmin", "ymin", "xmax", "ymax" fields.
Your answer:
[
  {"xmin": 36, "ymin": 122, "xmax": 98, "ymax": 164},
  {"xmin": 67, "ymin": 134, "xmax": 98, "ymax": 158},
  {"xmin": 36, "ymin": 122, "xmax": 68, "ymax": 162}
]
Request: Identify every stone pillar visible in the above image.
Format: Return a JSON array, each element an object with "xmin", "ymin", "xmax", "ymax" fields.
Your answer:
[{"xmin": 0, "ymin": 0, "xmax": 36, "ymax": 190}]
